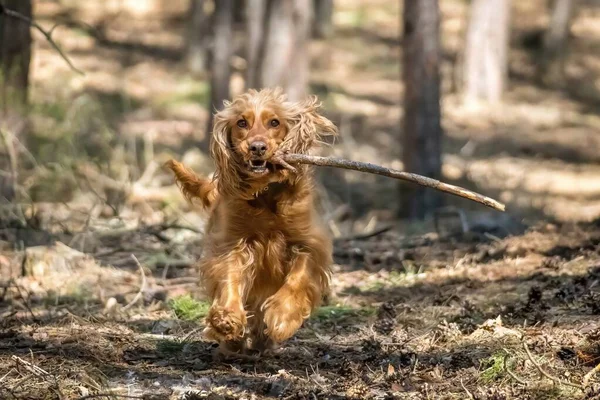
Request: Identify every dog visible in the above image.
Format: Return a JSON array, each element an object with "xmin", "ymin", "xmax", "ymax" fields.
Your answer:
[{"xmin": 167, "ymin": 88, "xmax": 337, "ymax": 355}]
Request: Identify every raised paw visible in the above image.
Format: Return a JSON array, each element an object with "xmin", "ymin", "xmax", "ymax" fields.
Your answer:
[
  {"xmin": 262, "ymin": 292, "xmax": 309, "ymax": 343},
  {"xmin": 203, "ymin": 306, "xmax": 247, "ymax": 342}
]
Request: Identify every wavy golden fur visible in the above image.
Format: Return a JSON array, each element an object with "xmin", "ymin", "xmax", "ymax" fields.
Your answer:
[{"xmin": 166, "ymin": 88, "xmax": 337, "ymax": 355}]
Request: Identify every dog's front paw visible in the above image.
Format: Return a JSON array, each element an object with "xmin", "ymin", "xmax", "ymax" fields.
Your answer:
[
  {"xmin": 204, "ymin": 306, "xmax": 247, "ymax": 342},
  {"xmin": 262, "ymin": 292, "xmax": 308, "ymax": 343}
]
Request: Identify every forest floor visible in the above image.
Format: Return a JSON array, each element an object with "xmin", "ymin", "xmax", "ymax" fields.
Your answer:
[
  {"xmin": 2, "ymin": 214, "xmax": 600, "ymax": 399},
  {"xmin": 2, "ymin": 0, "xmax": 600, "ymax": 398}
]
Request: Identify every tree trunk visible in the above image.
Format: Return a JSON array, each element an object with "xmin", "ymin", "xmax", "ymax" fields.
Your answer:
[
  {"xmin": 462, "ymin": 0, "xmax": 510, "ymax": 104},
  {"xmin": 287, "ymin": 0, "xmax": 312, "ymax": 101},
  {"xmin": 0, "ymin": 0, "xmax": 32, "ymax": 106},
  {"xmin": 246, "ymin": 0, "xmax": 267, "ymax": 89},
  {"xmin": 259, "ymin": 0, "xmax": 313, "ymax": 102},
  {"xmin": 401, "ymin": 0, "xmax": 443, "ymax": 219},
  {"xmin": 260, "ymin": 0, "xmax": 295, "ymax": 93},
  {"xmin": 313, "ymin": 0, "xmax": 333, "ymax": 39},
  {"xmin": 540, "ymin": 0, "xmax": 577, "ymax": 84},
  {"xmin": 0, "ymin": 0, "xmax": 33, "ymax": 201},
  {"xmin": 206, "ymin": 0, "xmax": 233, "ymax": 152},
  {"xmin": 186, "ymin": 0, "xmax": 209, "ymax": 74}
]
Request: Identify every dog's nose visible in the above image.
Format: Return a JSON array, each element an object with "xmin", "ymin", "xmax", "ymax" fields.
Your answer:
[{"xmin": 249, "ymin": 141, "xmax": 268, "ymax": 157}]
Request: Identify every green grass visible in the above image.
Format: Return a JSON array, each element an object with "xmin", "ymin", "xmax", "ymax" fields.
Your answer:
[
  {"xmin": 312, "ymin": 304, "xmax": 375, "ymax": 324},
  {"xmin": 169, "ymin": 295, "xmax": 210, "ymax": 321},
  {"xmin": 361, "ymin": 265, "xmax": 424, "ymax": 292},
  {"xmin": 479, "ymin": 352, "xmax": 507, "ymax": 382}
]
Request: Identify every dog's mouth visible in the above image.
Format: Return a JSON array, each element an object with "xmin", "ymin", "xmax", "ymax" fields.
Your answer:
[{"xmin": 247, "ymin": 159, "xmax": 270, "ymax": 175}]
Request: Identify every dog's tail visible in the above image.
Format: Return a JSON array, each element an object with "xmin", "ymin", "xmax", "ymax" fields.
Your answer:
[{"xmin": 165, "ymin": 159, "xmax": 216, "ymax": 209}]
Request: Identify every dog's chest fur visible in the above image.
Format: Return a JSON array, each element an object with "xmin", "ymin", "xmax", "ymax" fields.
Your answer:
[{"xmin": 247, "ymin": 181, "xmax": 292, "ymax": 214}]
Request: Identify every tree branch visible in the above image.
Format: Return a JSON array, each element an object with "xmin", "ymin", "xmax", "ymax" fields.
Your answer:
[
  {"xmin": 0, "ymin": 5, "xmax": 84, "ymax": 75},
  {"xmin": 272, "ymin": 153, "xmax": 506, "ymax": 212},
  {"xmin": 583, "ymin": 362, "xmax": 600, "ymax": 387},
  {"xmin": 522, "ymin": 341, "xmax": 584, "ymax": 390}
]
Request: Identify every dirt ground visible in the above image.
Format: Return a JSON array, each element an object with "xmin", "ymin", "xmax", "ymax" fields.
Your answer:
[
  {"xmin": 2, "ymin": 0, "xmax": 600, "ymax": 399},
  {"xmin": 2, "ymin": 216, "xmax": 600, "ymax": 399}
]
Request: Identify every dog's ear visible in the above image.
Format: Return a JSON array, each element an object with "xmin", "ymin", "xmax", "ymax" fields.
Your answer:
[
  {"xmin": 282, "ymin": 95, "xmax": 338, "ymax": 154},
  {"xmin": 210, "ymin": 101, "xmax": 246, "ymax": 196},
  {"xmin": 210, "ymin": 103, "xmax": 232, "ymax": 177}
]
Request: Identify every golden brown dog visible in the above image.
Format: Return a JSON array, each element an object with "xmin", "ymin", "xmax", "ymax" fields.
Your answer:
[{"xmin": 167, "ymin": 88, "xmax": 337, "ymax": 355}]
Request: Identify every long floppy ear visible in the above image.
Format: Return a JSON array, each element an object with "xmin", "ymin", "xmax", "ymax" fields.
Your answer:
[
  {"xmin": 281, "ymin": 95, "xmax": 338, "ymax": 155},
  {"xmin": 210, "ymin": 103, "xmax": 232, "ymax": 179},
  {"xmin": 210, "ymin": 102, "xmax": 243, "ymax": 197}
]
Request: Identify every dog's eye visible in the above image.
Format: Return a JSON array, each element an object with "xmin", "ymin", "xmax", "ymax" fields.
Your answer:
[
  {"xmin": 237, "ymin": 119, "xmax": 247, "ymax": 128},
  {"xmin": 270, "ymin": 119, "xmax": 280, "ymax": 128}
]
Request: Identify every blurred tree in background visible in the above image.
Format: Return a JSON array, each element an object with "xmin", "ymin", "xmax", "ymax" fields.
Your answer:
[
  {"xmin": 0, "ymin": 0, "xmax": 32, "ymax": 201},
  {"xmin": 540, "ymin": 0, "xmax": 578, "ymax": 85},
  {"xmin": 245, "ymin": 0, "xmax": 313, "ymax": 101},
  {"xmin": 401, "ymin": 0, "xmax": 443, "ymax": 219},
  {"xmin": 313, "ymin": 0, "xmax": 334, "ymax": 38},
  {"xmin": 463, "ymin": 0, "xmax": 510, "ymax": 104},
  {"xmin": 186, "ymin": 0, "xmax": 210, "ymax": 74},
  {"xmin": 206, "ymin": 0, "xmax": 233, "ymax": 151}
]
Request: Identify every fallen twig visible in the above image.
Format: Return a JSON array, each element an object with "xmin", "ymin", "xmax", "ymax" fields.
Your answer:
[
  {"xmin": 272, "ymin": 153, "xmax": 505, "ymax": 212},
  {"xmin": 333, "ymin": 224, "xmax": 393, "ymax": 242},
  {"xmin": 11, "ymin": 356, "xmax": 50, "ymax": 379},
  {"xmin": 12, "ymin": 283, "xmax": 40, "ymax": 323},
  {"xmin": 522, "ymin": 341, "xmax": 584, "ymax": 390},
  {"xmin": 181, "ymin": 327, "xmax": 203, "ymax": 342},
  {"xmin": 0, "ymin": 5, "xmax": 84, "ymax": 75},
  {"xmin": 122, "ymin": 255, "xmax": 148, "ymax": 311},
  {"xmin": 502, "ymin": 350, "xmax": 528, "ymax": 386},
  {"xmin": 460, "ymin": 379, "xmax": 474, "ymax": 399},
  {"xmin": 583, "ymin": 362, "xmax": 600, "ymax": 387}
]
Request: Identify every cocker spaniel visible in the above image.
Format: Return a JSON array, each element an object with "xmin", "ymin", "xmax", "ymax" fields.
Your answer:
[{"xmin": 167, "ymin": 88, "xmax": 337, "ymax": 355}]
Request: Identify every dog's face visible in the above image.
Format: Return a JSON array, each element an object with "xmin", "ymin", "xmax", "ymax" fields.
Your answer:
[
  {"xmin": 230, "ymin": 105, "xmax": 288, "ymax": 177},
  {"xmin": 211, "ymin": 88, "xmax": 337, "ymax": 197}
]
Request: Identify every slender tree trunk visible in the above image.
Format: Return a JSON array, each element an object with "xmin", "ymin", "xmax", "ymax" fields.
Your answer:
[
  {"xmin": 0, "ymin": 0, "xmax": 32, "ymax": 201},
  {"xmin": 259, "ymin": 0, "xmax": 313, "ymax": 101},
  {"xmin": 260, "ymin": 0, "xmax": 295, "ymax": 93},
  {"xmin": 186, "ymin": 0, "xmax": 208, "ymax": 74},
  {"xmin": 287, "ymin": 0, "xmax": 312, "ymax": 101},
  {"xmin": 540, "ymin": 0, "xmax": 577, "ymax": 84},
  {"xmin": 462, "ymin": 0, "xmax": 510, "ymax": 104},
  {"xmin": 246, "ymin": 0, "xmax": 267, "ymax": 89},
  {"xmin": 313, "ymin": 0, "xmax": 333, "ymax": 39},
  {"xmin": 233, "ymin": 0, "xmax": 247, "ymax": 24},
  {"xmin": 401, "ymin": 0, "xmax": 443, "ymax": 219},
  {"xmin": 206, "ymin": 0, "xmax": 233, "ymax": 151},
  {"xmin": 0, "ymin": 0, "xmax": 32, "ymax": 106}
]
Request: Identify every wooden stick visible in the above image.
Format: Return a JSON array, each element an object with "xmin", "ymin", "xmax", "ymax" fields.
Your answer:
[{"xmin": 273, "ymin": 153, "xmax": 505, "ymax": 212}]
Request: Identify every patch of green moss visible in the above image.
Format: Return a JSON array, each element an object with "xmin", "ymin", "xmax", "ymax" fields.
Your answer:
[
  {"xmin": 480, "ymin": 352, "xmax": 507, "ymax": 382},
  {"xmin": 312, "ymin": 304, "xmax": 375, "ymax": 324},
  {"xmin": 169, "ymin": 295, "xmax": 210, "ymax": 321}
]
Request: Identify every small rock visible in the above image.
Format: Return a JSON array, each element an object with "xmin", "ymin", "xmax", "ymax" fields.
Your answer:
[
  {"xmin": 103, "ymin": 297, "xmax": 119, "ymax": 315},
  {"xmin": 152, "ymin": 320, "xmax": 176, "ymax": 334}
]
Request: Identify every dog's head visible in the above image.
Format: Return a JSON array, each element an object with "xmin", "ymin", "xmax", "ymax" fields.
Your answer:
[{"xmin": 211, "ymin": 88, "xmax": 337, "ymax": 197}]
